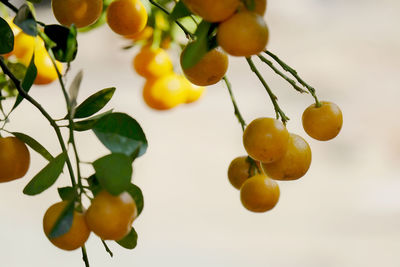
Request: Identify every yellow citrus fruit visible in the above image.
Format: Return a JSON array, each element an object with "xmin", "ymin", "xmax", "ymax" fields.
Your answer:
[
  {"xmin": 261, "ymin": 134, "xmax": 312, "ymax": 181},
  {"xmin": 227, "ymin": 156, "xmax": 252, "ymax": 190},
  {"xmin": 240, "ymin": 174, "xmax": 280, "ymax": 212},
  {"xmin": 0, "ymin": 136, "xmax": 30, "ymax": 183},
  {"xmin": 86, "ymin": 191, "xmax": 137, "ymax": 241},
  {"xmin": 243, "ymin": 117, "xmax": 289, "ymax": 163},
  {"xmin": 181, "ymin": 77, "xmax": 206, "ymax": 104},
  {"xmin": 182, "ymin": 0, "xmax": 240, "ymax": 22},
  {"xmin": 43, "ymin": 201, "xmax": 91, "ymax": 251},
  {"xmin": 124, "ymin": 26, "xmax": 153, "ymax": 41},
  {"xmin": 133, "ymin": 46, "xmax": 173, "ymax": 79},
  {"xmin": 6, "ymin": 32, "xmax": 35, "ymax": 61},
  {"xmin": 6, "ymin": 18, "xmax": 21, "ymax": 35},
  {"xmin": 33, "ymin": 47, "xmax": 63, "ymax": 85},
  {"xmin": 302, "ymin": 101, "xmax": 343, "ymax": 141},
  {"xmin": 52, "ymin": 0, "xmax": 103, "ymax": 28},
  {"xmin": 181, "ymin": 47, "xmax": 228, "ymax": 86},
  {"xmin": 217, "ymin": 11, "xmax": 269, "ymax": 57},
  {"xmin": 106, "ymin": 0, "xmax": 148, "ymax": 36},
  {"xmin": 142, "ymin": 73, "xmax": 187, "ymax": 110}
]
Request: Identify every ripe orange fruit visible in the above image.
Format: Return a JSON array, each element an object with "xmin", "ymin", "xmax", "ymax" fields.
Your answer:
[
  {"xmin": 243, "ymin": 117, "xmax": 289, "ymax": 163},
  {"xmin": 43, "ymin": 201, "xmax": 90, "ymax": 250},
  {"xmin": 106, "ymin": 0, "xmax": 147, "ymax": 36},
  {"xmin": 85, "ymin": 191, "xmax": 137, "ymax": 240},
  {"xmin": 181, "ymin": 47, "xmax": 228, "ymax": 86},
  {"xmin": 51, "ymin": 0, "xmax": 103, "ymax": 28},
  {"xmin": 227, "ymin": 156, "xmax": 252, "ymax": 190},
  {"xmin": 0, "ymin": 137, "xmax": 30, "ymax": 183},
  {"xmin": 142, "ymin": 73, "xmax": 187, "ymax": 110},
  {"xmin": 302, "ymin": 101, "xmax": 343, "ymax": 141},
  {"xmin": 124, "ymin": 26, "xmax": 153, "ymax": 41},
  {"xmin": 133, "ymin": 46, "xmax": 173, "ymax": 79},
  {"xmin": 182, "ymin": 0, "xmax": 240, "ymax": 22},
  {"xmin": 261, "ymin": 134, "xmax": 312, "ymax": 181},
  {"xmin": 217, "ymin": 11, "xmax": 269, "ymax": 57},
  {"xmin": 240, "ymin": 174, "xmax": 280, "ymax": 212}
]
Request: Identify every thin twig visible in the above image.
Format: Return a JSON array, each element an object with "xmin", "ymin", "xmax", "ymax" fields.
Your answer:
[
  {"xmin": 246, "ymin": 57, "xmax": 289, "ymax": 124},
  {"xmin": 264, "ymin": 50, "xmax": 321, "ymax": 107},
  {"xmin": 81, "ymin": 245, "xmax": 90, "ymax": 267},
  {"xmin": 101, "ymin": 240, "xmax": 114, "ymax": 258},
  {"xmin": 223, "ymin": 76, "xmax": 246, "ymax": 131}
]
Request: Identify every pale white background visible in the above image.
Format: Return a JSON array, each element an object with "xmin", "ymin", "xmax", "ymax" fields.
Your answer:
[{"xmin": 1, "ymin": 0, "xmax": 400, "ymax": 266}]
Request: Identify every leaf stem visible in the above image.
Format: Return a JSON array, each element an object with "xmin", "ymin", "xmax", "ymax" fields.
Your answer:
[
  {"xmin": 246, "ymin": 57, "xmax": 289, "ymax": 124},
  {"xmin": 264, "ymin": 50, "xmax": 321, "ymax": 107},
  {"xmin": 148, "ymin": 0, "xmax": 194, "ymax": 39},
  {"xmin": 0, "ymin": 57, "xmax": 77, "ymax": 187},
  {"xmin": 257, "ymin": 55, "xmax": 308, "ymax": 94},
  {"xmin": 223, "ymin": 76, "xmax": 246, "ymax": 131}
]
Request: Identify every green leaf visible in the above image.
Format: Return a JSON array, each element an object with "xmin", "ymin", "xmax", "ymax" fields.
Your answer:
[
  {"xmin": 87, "ymin": 175, "xmax": 102, "ymax": 196},
  {"xmin": 58, "ymin": 186, "xmax": 76, "ymax": 201},
  {"xmin": 116, "ymin": 227, "xmax": 138, "ymax": 249},
  {"xmin": 126, "ymin": 184, "xmax": 144, "ymax": 216},
  {"xmin": 12, "ymin": 132, "xmax": 54, "ymax": 161},
  {"xmin": 49, "ymin": 201, "xmax": 74, "ymax": 239},
  {"xmin": 93, "ymin": 153, "xmax": 133, "ymax": 196},
  {"xmin": 93, "ymin": 113, "xmax": 147, "ymax": 158},
  {"xmin": 73, "ymin": 109, "xmax": 113, "ymax": 131},
  {"xmin": 44, "ymin": 24, "xmax": 78, "ymax": 63},
  {"xmin": 13, "ymin": 4, "xmax": 37, "ymax": 36},
  {"xmin": 169, "ymin": 1, "xmax": 192, "ymax": 21},
  {"xmin": 23, "ymin": 153, "xmax": 67, "ymax": 195},
  {"xmin": 68, "ymin": 70, "xmax": 83, "ymax": 109},
  {"xmin": 74, "ymin": 87, "xmax": 115, "ymax": 119},
  {"xmin": 0, "ymin": 17, "xmax": 14, "ymax": 54},
  {"xmin": 181, "ymin": 21, "xmax": 211, "ymax": 69},
  {"xmin": 13, "ymin": 54, "xmax": 37, "ymax": 110}
]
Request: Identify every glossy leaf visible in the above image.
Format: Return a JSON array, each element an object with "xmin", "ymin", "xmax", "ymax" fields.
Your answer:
[
  {"xmin": 181, "ymin": 21, "xmax": 211, "ymax": 69},
  {"xmin": 169, "ymin": 1, "xmax": 192, "ymax": 21},
  {"xmin": 74, "ymin": 87, "xmax": 115, "ymax": 119},
  {"xmin": 13, "ymin": 54, "xmax": 37, "ymax": 110},
  {"xmin": 13, "ymin": 4, "xmax": 37, "ymax": 36},
  {"xmin": 68, "ymin": 70, "xmax": 83, "ymax": 109},
  {"xmin": 93, "ymin": 113, "xmax": 147, "ymax": 158},
  {"xmin": 93, "ymin": 153, "xmax": 133, "ymax": 196},
  {"xmin": 126, "ymin": 183, "xmax": 144, "ymax": 216},
  {"xmin": 73, "ymin": 109, "xmax": 113, "ymax": 131},
  {"xmin": 44, "ymin": 24, "xmax": 78, "ymax": 63},
  {"xmin": 0, "ymin": 17, "xmax": 14, "ymax": 54},
  {"xmin": 23, "ymin": 153, "xmax": 67, "ymax": 195},
  {"xmin": 49, "ymin": 200, "xmax": 74, "ymax": 239},
  {"xmin": 87, "ymin": 175, "xmax": 102, "ymax": 196},
  {"xmin": 12, "ymin": 132, "xmax": 54, "ymax": 161},
  {"xmin": 58, "ymin": 187, "xmax": 76, "ymax": 201},
  {"xmin": 116, "ymin": 227, "xmax": 138, "ymax": 249}
]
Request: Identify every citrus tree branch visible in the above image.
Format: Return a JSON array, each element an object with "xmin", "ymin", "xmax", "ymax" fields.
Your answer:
[
  {"xmin": 223, "ymin": 76, "xmax": 246, "ymax": 131},
  {"xmin": 246, "ymin": 57, "xmax": 289, "ymax": 124},
  {"xmin": 264, "ymin": 50, "xmax": 321, "ymax": 106}
]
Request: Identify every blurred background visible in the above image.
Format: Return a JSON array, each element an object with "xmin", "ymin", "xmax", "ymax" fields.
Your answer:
[{"xmin": 1, "ymin": 0, "xmax": 400, "ymax": 266}]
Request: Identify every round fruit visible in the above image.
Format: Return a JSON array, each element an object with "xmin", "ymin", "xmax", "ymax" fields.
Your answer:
[
  {"xmin": 217, "ymin": 11, "xmax": 269, "ymax": 57},
  {"xmin": 182, "ymin": 0, "xmax": 240, "ymax": 22},
  {"xmin": 243, "ymin": 117, "xmax": 289, "ymax": 163},
  {"xmin": 85, "ymin": 191, "xmax": 137, "ymax": 240},
  {"xmin": 227, "ymin": 156, "xmax": 252, "ymax": 190},
  {"xmin": 33, "ymin": 47, "xmax": 63, "ymax": 85},
  {"xmin": 133, "ymin": 47, "xmax": 173, "ymax": 79},
  {"xmin": 240, "ymin": 174, "xmax": 280, "ymax": 212},
  {"xmin": 52, "ymin": 0, "xmax": 103, "ymax": 28},
  {"xmin": 7, "ymin": 32, "xmax": 35, "ymax": 62},
  {"xmin": 124, "ymin": 26, "xmax": 153, "ymax": 41},
  {"xmin": 106, "ymin": 0, "xmax": 147, "ymax": 36},
  {"xmin": 182, "ymin": 79, "xmax": 206, "ymax": 104},
  {"xmin": 181, "ymin": 47, "xmax": 228, "ymax": 86},
  {"xmin": 302, "ymin": 101, "xmax": 343, "ymax": 141},
  {"xmin": 43, "ymin": 201, "xmax": 90, "ymax": 251},
  {"xmin": 0, "ymin": 137, "xmax": 30, "ymax": 183},
  {"xmin": 142, "ymin": 73, "xmax": 187, "ymax": 110},
  {"xmin": 261, "ymin": 133, "xmax": 311, "ymax": 181}
]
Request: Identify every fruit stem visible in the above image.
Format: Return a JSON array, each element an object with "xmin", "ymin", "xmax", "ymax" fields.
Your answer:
[
  {"xmin": 0, "ymin": 56, "xmax": 77, "ymax": 188},
  {"xmin": 246, "ymin": 57, "xmax": 290, "ymax": 124},
  {"xmin": 101, "ymin": 240, "xmax": 114, "ymax": 258},
  {"xmin": 257, "ymin": 54, "xmax": 308, "ymax": 94},
  {"xmin": 223, "ymin": 76, "xmax": 246, "ymax": 131},
  {"xmin": 148, "ymin": 0, "xmax": 194, "ymax": 39},
  {"xmin": 81, "ymin": 245, "xmax": 90, "ymax": 267},
  {"xmin": 264, "ymin": 50, "xmax": 321, "ymax": 107}
]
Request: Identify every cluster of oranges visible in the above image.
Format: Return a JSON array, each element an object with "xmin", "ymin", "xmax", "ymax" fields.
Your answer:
[{"xmin": 228, "ymin": 101, "xmax": 343, "ymax": 213}]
